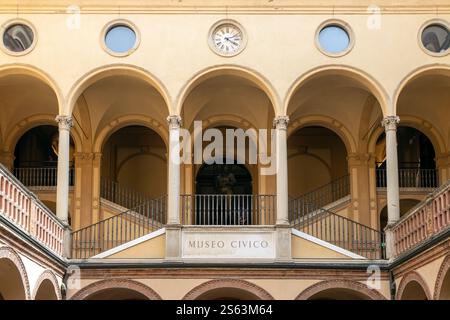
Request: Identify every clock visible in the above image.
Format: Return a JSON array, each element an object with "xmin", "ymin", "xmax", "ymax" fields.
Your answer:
[{"xmin": 208, "ymin": 20, "xmax": 247, "ymax": 57}]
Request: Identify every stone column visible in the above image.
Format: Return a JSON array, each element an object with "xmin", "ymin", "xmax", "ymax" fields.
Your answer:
[
  {"xmin": 273, "ymin": 116, "xmax": 291, "ymax": 261},
  {"xmin": 55, "ymin": 115, "xmax": 73, "ymax": 224},
  {"xmin": 382, "ymin": 116, "xmax": 400, "ymax": 259},
  {"xmin": 165, "ymin": 115, "xmax": 182, "ymax": 260}
]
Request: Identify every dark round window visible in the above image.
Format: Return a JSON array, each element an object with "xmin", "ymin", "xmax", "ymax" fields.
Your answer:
[
  {"xmin": 421, "ymin": 24, "xmax": 450, "ymax": 54},
  {"xmin": 2, "ymin": 23, "xmax": 34, "ymax": 53}
]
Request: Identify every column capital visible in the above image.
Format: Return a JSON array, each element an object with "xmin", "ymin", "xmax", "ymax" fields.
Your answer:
[
  {"xmin": 381, "ymin": 116, "xmax": 400, "ymax": 131},
  {"xmin": 273, "ymin": 116, "xmax": 289, "ymax": 130},
  {"xmin": 55, "ymin": 115, "xmax": 73, "ymax": 130},
  {"xmin": 167, "ymin": 115, "xmax": 182, "ymax": 129}
]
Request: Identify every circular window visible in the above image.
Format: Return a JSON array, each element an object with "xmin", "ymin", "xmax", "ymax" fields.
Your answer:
[
  {"xmin": 1, "ymin": 20, "xmax": 36, "ymax": 55},
  {"xmin": 420, "ymin": 21, "xmax": 450, "ymax": 56},
  {"xmin": 102, "ymin": 21, "xmax": 139, "ymax": 57},
  {"xmin": 316, "ymin": 20, "xmax": 354, "ymax": 57}
]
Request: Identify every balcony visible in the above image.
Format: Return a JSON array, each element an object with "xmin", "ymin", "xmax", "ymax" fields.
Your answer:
[{"xmin": 376, "ymin": 168, "xmax": 438, "ymax": 189}]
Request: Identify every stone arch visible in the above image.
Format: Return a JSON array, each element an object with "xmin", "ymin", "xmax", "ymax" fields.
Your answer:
[
  {"xmin": 0, "ymin": 64, "xmax": 63, "ymax": 113},
  {"xmin": 176, "ymin": 64, "xmax": 280, "ymax": 116},
  {"xmin": 284, "ymin": 65, "xmax": 390, "ymax": 116},
  {"xmin": 288, "ymin": 114, "xmax": 357, "ymax": 154},
  {"xmin": 0, "ymin": 246, "xmax": 31, "ymax": 300},
  {"xmin": 396, "ymin": 271, "xmax": 431, "ymax": 300},
  {"xmin": 33, "ymin": 270, "xmax": 61, "ymax": 300},
  {"xmin": 70, "ymin": 279, "xmax": 162, "ymax": 300},
  {"xmin": 295, "ymin": 279, "xmax": 386, "ymax": 300},
  {"xmin": 182, "ymin": 279, "xmax": 274, "ymax": 300},
  {"xmin": 393, "ymin": 64, "xmax": 450, "ymax": 114},
  {"xmin": 3, "ymin": 114, "xmax": 83, "ymax": 154},
  {"xmin": 93, "ymin": 115, "xmax": 168, "ymax": 153},
  {"xmin": 66, "ymin": 64, "xmax": 171, "ymax": 116},
  {"xmin": 434, "ymin": 254, "xmax": 450, "ymax": 300}
]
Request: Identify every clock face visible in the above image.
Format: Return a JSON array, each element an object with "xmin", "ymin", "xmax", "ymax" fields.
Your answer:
[{"xmin": 210, "ymin": 22, "xmax": 245, "ymax": 56}]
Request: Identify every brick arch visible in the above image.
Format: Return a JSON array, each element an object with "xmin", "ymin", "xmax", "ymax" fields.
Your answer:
[
  {"xmin": 0, "ymin": 246, "xmax": 31, "ymax": 300},
  {"xmin": 33, "ymin": 270, "xmax": 61, "ymax": 300},
  {"xmin": 434, "ymin": 254, "xmax": 450, "ymax": 300},
  {"xmin": 295, "ymin": 279, "xmax": 386, "ymax": 300},
  {"xmin": 396, "ymin": 271, "xmax": 431, "ymax": 300},
  {"xmin": 182, "ymin": 279, "xmax": 274, "ymax": 300},
  {"xmin": 70, "ymin": 279, "xmax": 162, "ymax": 300}
]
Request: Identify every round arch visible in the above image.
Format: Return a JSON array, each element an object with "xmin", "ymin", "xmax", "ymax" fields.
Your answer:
[
  {"xmin": 434, "ymin": 254, "xmax": 450, "ymax": 300},
  {"xmin": 0, "ymin": 64, "xmax": 63, "ymax": 113},
  {"xmin": 66, "ymin": 64, "xmax": 171, "ymax": 116},
  {"xmin": 176, "ymin": 64, "xmax": 280, "ymax": 115},
  {"xmin": 182, "ymin": 279, "xmax": 274, "ymax": 300},
  {"xmin": 284, "ymin": 65, "xmax": 390, "ymax": 116},
  {"xmin": 33, "ymin": 270, "xmax": 61, "ymax": 300},
  {"xmin": 393, "ymin": 64, "xmax": 450, "ymax": 114},
  {"xmin": 288, "ymin": 115, "xmax": 357, "ymax": 154},
  {"xmin": 295, "ymin": 279, "xmax": 386, "ymax": 300},
  {"xmin": 396, "ymin": 271, "xmax": 431, "ymax": 300},
  {"xmin": 3, "ymin": 114, "xmax": 83, "ymax": 154},
  {"xmin": 93, "ymin": 115, "xmax": 168, "ymax": 153},
  {"xmin": 70, "ymin": 279, "xmax": 162, "ymax": 300},
  {"xmin": 0, "ymin": 246, "xmax": 31, "ymax": 300}
]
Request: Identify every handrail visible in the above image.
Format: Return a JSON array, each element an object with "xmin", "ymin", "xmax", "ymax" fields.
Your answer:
[
  {"xmin": 13, "ymin": 166, "xmax": 75, "ymax": 187},
  {"xmin": 289, "ymin": 174, "xmax": 350, "ymax": 210},
  {"xmin": 0, "ymin": 163, "xmax": 65, "ymax": 257},
  {"xmin": 392, "ymin": 179, "xmax": 450, "ymax": 257},
  {"xmin": 100, "ymin": 177, "xmax": 155, "ymax": 210},
  {"xmin": 181, "ymin": 194, "xmax": 276, "ymax": 225},
  {"xmin": 289, "ymin": 199, "xmax": 385, "ymax": 259},
  {"xmin": 376, "ymin": 168, "xmax": 438, "ymax": 188},
  {"xmin": 71, "ymin": 195, "xmax": 167, "ymax": 259}
]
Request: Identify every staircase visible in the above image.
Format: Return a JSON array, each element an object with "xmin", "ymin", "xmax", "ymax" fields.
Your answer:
[
  {"xmin": 289, "ymin": 175, "xmax": 385, "ymax": 259},
  {"xmin": 71, "ymin": 178, "xmax": 167, "ymax": 259}
]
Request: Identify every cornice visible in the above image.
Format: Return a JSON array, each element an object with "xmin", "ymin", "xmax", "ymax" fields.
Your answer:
[{"xmin": 0, "ymin": 1, "xmax": 450, "ymax": 15}]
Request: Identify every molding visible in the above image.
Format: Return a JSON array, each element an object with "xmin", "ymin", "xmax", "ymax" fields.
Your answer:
[
  {"xmin": 0, "ymin": 246, "xmax": 31, "ymax": 300},
  {"xmin": 91, "ymin": 228, "xmax": 165, "ymax": 259},
  {"xmin": 434, "ymin": 254, "xmax": 450, "ymax": 300},
  {"xmin": 291, "ymin": 229, "xmax": 366, "ymax": 260},
  {"xmin": 396, "ymin": 270, "xmax": 432, "ymax": 300},
  {"xmin": 32, "ymin": 269, "xmax": 62, "ymax": 300}
]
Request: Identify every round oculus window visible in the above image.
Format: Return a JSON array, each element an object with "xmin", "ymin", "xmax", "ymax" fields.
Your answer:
[
  {"xmin": 104, "ymin": 24, "xmax": 137, "ymax": 55},
  {"xmin": 2, "ymin": 23, "xmax": 35, "ymax": 53},
  {"xmin": 318, "ymin": 25, "xmax": 351, "ymax": 55},
  {"xmin": 421, "ymin": 23, "xmax": 450, "ymax": 54}
]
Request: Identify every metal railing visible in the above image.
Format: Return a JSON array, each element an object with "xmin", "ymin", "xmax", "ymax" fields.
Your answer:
[
  {"xmin": 392, "ymin": 179, "xmax": 450, "ymax": 257},
  {"xmin": 290, "ymin": 175, "xmax": 350, "ymax": 210},
  {"xmin": 0, "ymin": 164, "xmax": 65, "ymax": 256},
  {"xmin": 13, "ymin": 167, "xmax": 75, "ymax": 187},
  {"xmin": 181, "ymin": 194, "xmax": 276, "ymax": 225},
  {"xmin": 100, "ymin": 177, "xmax": 155, "ymax": 210},
  {"xmin": 289, "ymin": 200, "xmax": 385, "ymax": 259},
  {"xmin": 376, "ymin": 168, "xmax": 438, "ymax": 188},
  {"xmin": 71, "ymin": 195, "xmax": 167, "ymax": 259}
]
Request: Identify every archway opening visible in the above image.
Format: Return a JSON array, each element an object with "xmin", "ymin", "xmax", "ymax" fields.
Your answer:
[
  {"xmin": 438, "ymin": 267, "xmax": 450, "ymax": 300},
  {"xmin": 307, "ymin": 288, "xmax": 372, "ymax": 300},
  {"xmin": 34, "ymin": 279, "xmax": 58, "ymax": 300},
  {"xmin": 13, "ymin": 125, "xmax": 75, "ymax": 187},
  {"xmin": 84, "ymin": 288, "xmax": 149, "ymax": 300},
  {"xmin": 288, "ymin": 126, "xmax": 349, "ymax": 207},
  {"xmin": 101, "ymin": 125, "xmax": 167, "ymax": 209},
  {"xmin": 375, "ymin": 126, "xmax": 437, "ymax": 188},
  {"xmin": 0, "ymin": 258, "xmax": 26, "ymax": 300},
  {"xmin": 194, "ymin": 288, "xmax": 261, "ymax": 300},
  {"xmin": 379, "ymin": 198, "xmax": 421, "ymax": 231},
  {"xmin": 399, "ymin": 281, "xmax": 428, "ymax": 300}
]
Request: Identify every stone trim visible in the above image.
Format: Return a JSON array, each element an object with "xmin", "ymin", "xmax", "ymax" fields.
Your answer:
[
  {"xmin": 434, "ymin": 254, "xmax": 450, "ymax": 300},
  {"xmin": 0, "ymin": 246, "xmax": 31, "ymax": 300},
  {"xmin": 295, "ymin": 279, "xmax": 387, "ymax": 300},
  {"xmin": 70, "ymin": 279, "xmax": 162, "ymax": 300},
  {"xmin": 33, "ymin": 269, "xmax": 62, "ymax": 300},
  {"xmin": 182, "ymin": 279, "xmax": 274, "ymax": 300},
  {"xmin": 396, "ymin": 271, "xmax": 431, "ymax": 300}
]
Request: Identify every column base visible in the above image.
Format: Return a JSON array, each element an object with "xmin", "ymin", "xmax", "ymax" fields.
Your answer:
[
  {"xmin": 383, "ymin": 224, "xmax": 396, "ymax": 261},
  {"xmin": 275, "ymin": 224, "xmax": 292, "ymax": 262},
  {"xmin": 165, "ymin": 224, "xmax": 182, "ymax": 261}
]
